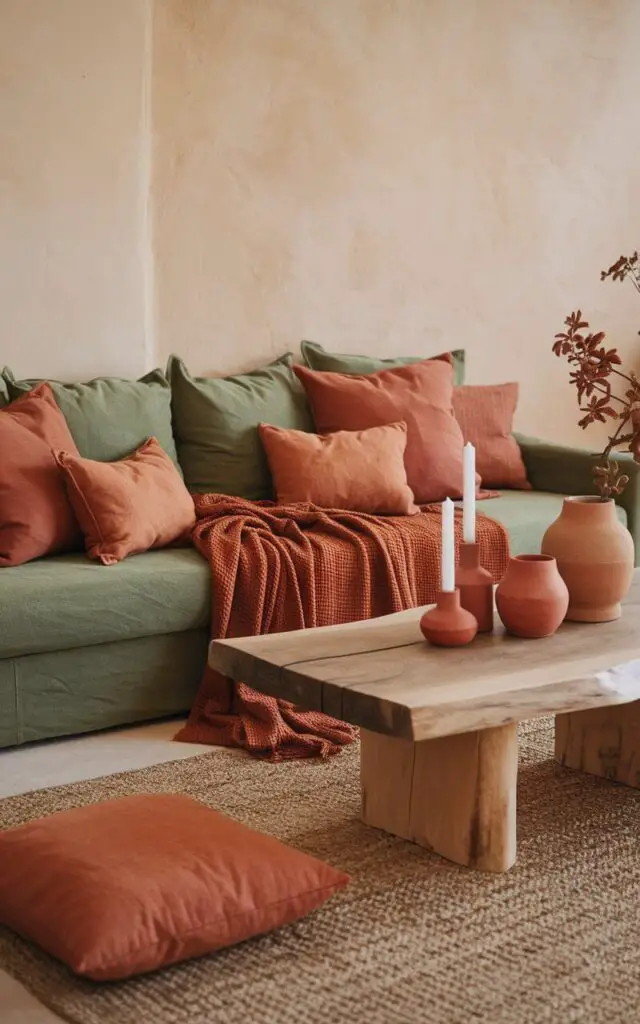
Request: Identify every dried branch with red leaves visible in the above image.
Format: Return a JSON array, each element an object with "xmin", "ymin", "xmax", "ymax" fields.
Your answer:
[{"xmin": 552, "ymin": 251, "xmax": 640, "ymax": 498}]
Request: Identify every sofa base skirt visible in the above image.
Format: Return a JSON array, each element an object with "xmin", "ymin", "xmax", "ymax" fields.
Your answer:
[{"xmin": 0, "ymin": 629, "xmax": 209, "ymax": 748}]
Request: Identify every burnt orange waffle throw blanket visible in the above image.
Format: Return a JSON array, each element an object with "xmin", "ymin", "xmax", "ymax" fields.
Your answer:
[{"xmin": 177, "ymin": 495, "xmax": 510, "ymax": 760}]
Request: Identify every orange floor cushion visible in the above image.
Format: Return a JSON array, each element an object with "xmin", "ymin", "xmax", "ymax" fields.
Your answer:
[{"xmin": 0, "ymin": 793, "xmax": 350, "ymax": 980}]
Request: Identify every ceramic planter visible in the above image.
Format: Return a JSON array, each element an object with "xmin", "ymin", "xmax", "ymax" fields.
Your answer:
[
  {"xmin": 496, "ymin": 555, "xmax": 569, "ymax": 638},
  {"xmin": 541, "ymin": 496, "xmax": 634, "ymax": 622}
]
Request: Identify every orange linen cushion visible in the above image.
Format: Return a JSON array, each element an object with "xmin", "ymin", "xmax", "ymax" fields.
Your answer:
[
  {"xmin": 259, "ymin": 420, "xmax": 419, "ymax": 514},
  {"xmin": 294, "ymin": 360, "xmax": 468, "ymax": 503},
  {"xmin": 0, "ymin": 383, "xmax": 81, "ymax": 567},
  {"xmin": 55, "ymin": 437, "xmax": 195, "ymax": 565},
  {"xmin": 452, "ymin": 383, "xmax": 531, "ymax": 489},
  {"xmin": 0, "ymin": 793, "xmax": 350, "ymax": 981}
]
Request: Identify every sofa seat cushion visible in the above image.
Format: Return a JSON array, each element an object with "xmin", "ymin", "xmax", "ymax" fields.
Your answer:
[
  {"xmin": 0, "ymin": 549, "xmax": 210, "ymax": 659},
  {"xmin": 477, "ymin": 491, "xmax": 627, "ymax": 557}
]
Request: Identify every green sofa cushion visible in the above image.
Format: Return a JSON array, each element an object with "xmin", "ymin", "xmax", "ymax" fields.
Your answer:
[
  {"xmin": 0, "ymin": 548, "xmax": 210, "ymax": 659},
  {"xmin": 3, "ymin": 367, "xmax": 179, "ymax": 466},
  {"xmin": 0, "ymin": 630, "xmax": 208, "ymax": 749},
  {"xmin": 477, "ymin": 490, "xmax": 627, "ymax": 557},
  {"xmin": 168, "ymin": 354, "xmax": 314, "ymax": 499},
  {"xmin": 300, "ymin": 341, "xmax": 466, "ymax": 386},
  {"xmin": 0, "ymin": 660, "xmax": 15, "ymax": 747}
]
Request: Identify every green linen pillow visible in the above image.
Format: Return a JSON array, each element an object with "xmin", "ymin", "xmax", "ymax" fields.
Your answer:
[
  {"xmin": 3, "ymin": 368, "xmax": 179, "ymax": 467},
  {"xmin": 168, "ymin": 354, "xmax": 314, "ymax": 499},
  {"xmin": 300, "ymin": 341, "xmax": 466, "ymax": 386}
]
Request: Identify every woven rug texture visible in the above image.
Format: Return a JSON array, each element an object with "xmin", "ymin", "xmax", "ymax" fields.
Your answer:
[{"xmin": 0, "ymin": 718, "xmax": 639, "ymax": 1024}]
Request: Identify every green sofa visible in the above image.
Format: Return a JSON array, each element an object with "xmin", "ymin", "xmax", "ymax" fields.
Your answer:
[{"xmin": 1, "ymin": 360, "xmax": 638, "ymax": 750}]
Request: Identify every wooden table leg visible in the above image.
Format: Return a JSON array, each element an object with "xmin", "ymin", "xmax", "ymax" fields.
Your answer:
[
  {"xmin": 360, "ymin": 723, "xmax": 518, "ymax": 872},
  {"xmin": 555, "ymin": 701, "xmax": 640, "ymax": 788}
]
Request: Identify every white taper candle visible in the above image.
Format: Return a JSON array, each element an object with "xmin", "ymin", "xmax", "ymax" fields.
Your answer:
[
  {"xmin": 463, "ymin": 442, "xmax": 476, "ymax": 544},
  {"xmin": 441, "ymin": 497, "xmax": 455, "ymax": 593}
]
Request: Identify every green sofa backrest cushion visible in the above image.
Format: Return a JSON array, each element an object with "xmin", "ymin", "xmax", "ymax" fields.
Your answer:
[
  {"xmin": 300, "ymin": 341, "xmax": 466, "ymax": 386},
  {"xmin": 168, "ymin": 354, "xmax": 314, "ymax": 499},
  {"xmin": 3, "ymin": 368, "xmax": 179, "ymax": 467}
]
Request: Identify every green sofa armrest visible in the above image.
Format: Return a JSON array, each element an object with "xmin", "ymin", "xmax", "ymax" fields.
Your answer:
[{"xmin": 515, "ymin": 433, "xmax": 640, "ymax": 563}]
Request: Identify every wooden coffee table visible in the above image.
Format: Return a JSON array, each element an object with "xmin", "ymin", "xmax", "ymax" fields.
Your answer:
[{"xmin": 208, "ymin": 573, "xmax": 640, "ymax": 873}]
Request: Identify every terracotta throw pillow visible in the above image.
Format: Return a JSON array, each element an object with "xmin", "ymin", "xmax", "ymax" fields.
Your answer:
[
  {"xmin": 452, "ymin": 383, "xmax": 531, "ymax": 489},
  {"xmin": 0, "ymin": 383, "xmax": 82, "ymax": 567},
  {"xmin": 0, "ymin": 794, "xmax": 349, "ymax": 980},
  {"xmin": 300, "ymin": 340, "xmax": 466, "ymax": 386},
  {"xmin": 56, "ymin": 437, "xmax": 196, "ymax": 565},
  {"xmin": 294, "ymin": 360, "xmax": 468, "ymax": 503},
  {"xmin": 259, "ymin": 421, "xmax": 418, "ymax": 515}
]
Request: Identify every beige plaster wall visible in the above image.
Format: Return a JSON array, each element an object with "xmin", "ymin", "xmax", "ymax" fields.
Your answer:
[
  {"xmin": 1, "ymin": 1, "xmax": 638, "ymax": 447},
  {"xmin": 0, "ymin": 0, "xmax": 152, "ymax": 380},
  {"xmin": 153, "ymin": 0, "xmax": 640, "ymax": 446}
]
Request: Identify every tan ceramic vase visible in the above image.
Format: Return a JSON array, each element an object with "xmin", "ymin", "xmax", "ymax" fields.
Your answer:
[
  {"xmin": 541, "ymin": 497, "xmax": 634, "ymax": 622},
  {"xmin": 496, "ymin": 555, "xmax": 569, "ymax": 638}
]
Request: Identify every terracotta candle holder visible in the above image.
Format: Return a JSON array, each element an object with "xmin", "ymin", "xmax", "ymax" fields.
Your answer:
[
  {"xmin": 455, "ymin": 542, "xmax": 494, "ymax": 633},
  {"xmin": 420, "ymin": 589, "xmax": 478, "ymax": 648}
]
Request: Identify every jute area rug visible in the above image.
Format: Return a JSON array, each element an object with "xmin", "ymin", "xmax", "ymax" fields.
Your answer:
[{"xmin": 1, "ymin": 719, "xmax": 639, "ymax": 1024}]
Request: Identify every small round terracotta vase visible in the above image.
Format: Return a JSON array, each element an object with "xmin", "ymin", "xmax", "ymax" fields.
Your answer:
[
  {"xmin": 420, "ymin": 589, "xmax": 478, "ymax": 647},
  {"xmin": 496, "ymin": 555, "xmax": 569, "ymax": 639},
  {"xmin": 541, "ymin": 496, "xmax": 634, "ymax": 622}
]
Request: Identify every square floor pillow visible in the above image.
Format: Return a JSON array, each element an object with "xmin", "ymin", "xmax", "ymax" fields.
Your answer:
[
  {"xmin": 3, "ymin": 367, "xmax": 179, "ymax": 468},
  {"xmin": 453, "ymin": 383, "xmax": 531, "ymax": 489},
  {"xmin": 300, "ymin": 340, "xmax": 466, "ymax": 387},
  {"xmin": 0, "ymin": 383, "xmax": 82, "ymax": 566},
  {"xmin": 168, "ymin": 354, "xmax": 314, "ymax": 499},
  {"xmin": 259, "ymin": 420, "xmax": 419, "ymax": 514},
  {"xmin": 0, "ymin": 793, "xmax": 350, "ymax": 981},
  {"xmin": 56, "ymin": 437, "xmax": 196, "ymax": 564},
  {"xmin": 294, "ymin": 359, "xmax": 470, "ymax": 503}
]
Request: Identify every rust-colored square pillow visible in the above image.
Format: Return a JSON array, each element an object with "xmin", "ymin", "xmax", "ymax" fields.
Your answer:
[
  {"xmin": 294, "ymin": 360, "xmax": 468, "ymax": 503},
  {"xmin": 0, "ymin": 383, "xmax": 82, "ymax": 566},
  {"xmin": 452, "ymin": 383, "xmax": 531, "ymax": 489},
  {"xmin": 0, "ymin": 793, "xmax": 350, "ymax": 981},
  {"xmin": 259, "ymin": 420, "xmax": 419, "ymax": 515},
  {"xmin": 55, "ymin": 437, "xmax": 196, "ymax": 565}
]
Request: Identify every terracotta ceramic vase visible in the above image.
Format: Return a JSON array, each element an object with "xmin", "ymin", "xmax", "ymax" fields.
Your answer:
[
  {"xmin": 455, "ymin": 542, "xmax": 494, "ymax": 633},
  {"xmin": 419, "ymin": 589, "xmax": 478, "ymax": 647},
  {"xmin": 541, "ymin": 496, "xmax": 634, "ymax": 622},
  {"xmin": 496, "ymin": 555, "xmax": 569, "ymax": 638}
]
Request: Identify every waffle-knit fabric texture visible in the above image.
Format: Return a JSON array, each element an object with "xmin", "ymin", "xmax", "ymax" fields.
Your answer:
[{"xmin": 177, "ymin": 495, "xmax": 510, "ymax": 759}]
